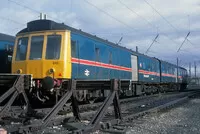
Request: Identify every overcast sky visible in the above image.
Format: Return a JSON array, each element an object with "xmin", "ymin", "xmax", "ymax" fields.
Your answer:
[{"xmin": 0, "ymin": 0, "xmax": 200, "ymax": 75}]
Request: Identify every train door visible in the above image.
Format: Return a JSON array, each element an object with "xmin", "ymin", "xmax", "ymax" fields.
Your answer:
[
  {"xmin": 71, "ymin": 40, "xmax": 79, "ymax": 78},
  {"xmin": 131, "ymin": 55, "xmax": 138, "ymax": 81}
]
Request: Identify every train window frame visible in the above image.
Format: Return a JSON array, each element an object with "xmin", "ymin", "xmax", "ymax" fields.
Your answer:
[
  {"xmin": 109, "ymin": 51, "xmax": 112, "ymax": 64},
  {"xmin": 143, "ymin": 62, "xmax": 146, "ymax": 69},
  {"xmin": 95, "ymin": 47, "xmax": 100, "ymax": 62},
  {"xmin": 151, "ymin": 62, "xmax": 153, "ymax": 71},
  {"xmin": 29, "ymin": 35, "xmax": 44, "ymax": 60},
  {"xmin": 166, "ymin": 65, "xmax": 168, "ymax": 73},
  {"xmin": 163, "ymin": 65, "xmax": 165, "ymax": 73},
  {"xmin": 152, "ymin": 62, "xmax": 155, "ymax": 71},
  {"xmin": 45, "ymin": 35, "xmax": 62, "ymax": 60},
  {"xmin": 15, "ymin": 37, "xmax": 29, "ymax": 61},
  {"xmin": 147, "ymin": 61, "xmax": 151, "ymax": 71},
  {"xmin": 71, "ymin": 40, "xmax": 77, "ymax": 58},
  {"xmin": 168, "ymin": 66, "xmax": 171, "ymax": 74}
]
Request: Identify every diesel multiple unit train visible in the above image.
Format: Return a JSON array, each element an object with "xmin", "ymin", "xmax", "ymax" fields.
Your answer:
[
  {"xmin": 0, "ymin": 19, "xmax": 187, "ymax": 105},
  {"xmin": 9, "ymin": 19, "xmax": 188, "ymax": 104}
]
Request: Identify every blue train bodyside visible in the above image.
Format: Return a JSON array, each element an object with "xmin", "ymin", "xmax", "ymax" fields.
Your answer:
[
  {"xmin": 69, "ymin": 30, "xmax": 187, "ymax": 86},
  {"xmin": 0, "ymin": 33, "xmax": 14, "ymax": 73},
  {"xmin": 160, "ymin": 60, "xmax": 188, "ymax": 84},
  {"xmin": 137, "ymin": 55, "xmax": 160, "ymax": 83},
  {"xmin": 71, "ymin": 32, "xmax": 132, "ymax": 79},
  {"xmin": 46, "ymin": 19, "xmax": 188, "ymax": 91},
  {"xmin": 160, "ymin": 61, "xmax": 177, "ymax": 83}
]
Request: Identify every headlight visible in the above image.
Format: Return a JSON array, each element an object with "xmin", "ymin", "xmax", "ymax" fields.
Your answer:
[
  {"xmin": 16, "ymin": 69, "xmax": 22, "ymax": 74},
  {"xmin": 49, "ymin": 68, "xmax": 55, "ymax": 74}
]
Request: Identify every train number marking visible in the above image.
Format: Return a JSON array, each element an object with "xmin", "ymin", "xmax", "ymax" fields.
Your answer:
[{"xmin": 53, "ymin": 61, "xmax": 59, "ymax": 65}]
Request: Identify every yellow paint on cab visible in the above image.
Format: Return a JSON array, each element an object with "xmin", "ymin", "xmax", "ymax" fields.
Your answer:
[{"xmin": 12, "ymin": 30, "xmax": 72, "ymax": 79}]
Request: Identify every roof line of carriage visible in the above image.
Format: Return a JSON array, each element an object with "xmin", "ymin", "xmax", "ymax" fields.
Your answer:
[
  {"xmin": 17, "ymin": 19, "xmax": 185, "ymax": 70},
  {"xmin": 0, "ymin": 33, "xmax": 15, "ymax": 43}
]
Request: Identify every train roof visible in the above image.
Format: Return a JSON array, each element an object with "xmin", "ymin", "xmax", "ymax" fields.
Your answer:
[
  {"xmin": 18, "ymin": 19, "xmax": 158, "ymax": 59},
  {"xmin": 18, "ymin": 19, "xmax": 186, "ymax": 70},
  {"xmin": 0, "ymin": 33, "xmax": 15, "ymax": 42},
  {"xmin": 159, "ymin": 59, "xmax": 177, "ymax": 67},
  {"xmin": 158, "ymin": 59, "xmax": 187, "ymax": 70},
  {"xmin": 18, "ymin": 20, "xmax": 136, "ymax": 52}
]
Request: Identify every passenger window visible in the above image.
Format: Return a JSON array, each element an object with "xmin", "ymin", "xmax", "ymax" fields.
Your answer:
[
  {"xmin": 149, "ymin": 64, "xmax": 151, "ymax": 70},
  {"xmin": 143, "ymin": 62, "xmax": 146, "ymax": 69},
  {"xmin": 163, "ymin": 65, "xmax": 165, "ymax": 73},
  {"xmin": 46, "ymin": 35, "xmax": 61, "ymax": 59},
  {"xmin": 147, "ymin": 62, "xmax": 150, "ymax": 70},
  {"xmin": 95, "ymin": 48, "xmax": 100, "ymax": 62},
  {"xmin": 16, "ymin": 37, "xmax": 28, "ymax": 61},
  {"xmin": 152, "ymin": 63, "xmax": 155, "ymax": 70},
  {"xmin": 29, "ymin": 36, "xmax": 44, "ymax": 60},
  {"xmin": 166, "ymin": 66, "xmax": 168, "ymax": 73},
  {"xmin": 71, "ymin": 40, "xmax": 77, "ymax": 58},
  {"xmin": 109, "ymin": 51, "xmax": 112, "ymax": 64}
]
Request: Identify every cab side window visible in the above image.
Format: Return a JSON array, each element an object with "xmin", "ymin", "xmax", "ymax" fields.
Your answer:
[
  {"xmin": 16, "ymin": 37, "xmax": 28, "ymax": 61},
  {"xmin": 71, "ymin": 40, "xmax": 77, "ymax": 58}
]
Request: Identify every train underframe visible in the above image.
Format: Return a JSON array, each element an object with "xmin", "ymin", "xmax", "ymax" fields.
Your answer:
[{"xmin": 0, "ymin": 74, "xmax": 187, "ymax": 108}]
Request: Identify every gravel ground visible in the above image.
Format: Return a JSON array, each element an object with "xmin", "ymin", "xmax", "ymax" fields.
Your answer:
[
  {"xmin": 126, "ymin": 96, "xmax": 200, "ymax": 134},
  {"xmin": 31, "ymin": 93, "xmax": 200, "ymax": 134}
]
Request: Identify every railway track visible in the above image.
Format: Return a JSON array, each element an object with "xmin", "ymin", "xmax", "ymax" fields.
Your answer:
[
  {"xmin": 100, "ymin": 90, "xmax": 199, "ymax": 134},
  {"xmin": 0, "ymin": 92, "xmax": 174, "ymax": 117},
  {"xmin": 1, "ymin": 90, "xmax": 198, "ymax": 134},
  {"xmin": 44, "ymin": 91, "xmax": 199, "ymax": 134}
]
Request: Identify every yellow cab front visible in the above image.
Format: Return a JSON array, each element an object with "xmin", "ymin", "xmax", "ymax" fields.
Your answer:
[{"xmin": 12, "ymin": 30, "xmax": 71, "ymax": 79}]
